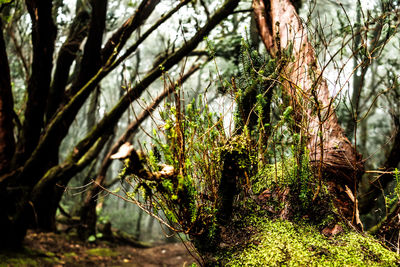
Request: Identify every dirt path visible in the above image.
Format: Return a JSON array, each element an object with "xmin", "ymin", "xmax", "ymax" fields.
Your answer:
[{"xmin": 0, "ymin": 230, "xmax": 198, "ymax": 266}]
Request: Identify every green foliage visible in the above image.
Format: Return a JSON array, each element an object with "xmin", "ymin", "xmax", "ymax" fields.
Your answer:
[
  {"xmin": 251, "ymin": 151, "xmax": 324, "ymax": 219},
  {"xmin": 88, "ymin": 235, "xmax": 96, "ymax": 242},
  {"xmin": 233, "ymin": 40, "xmax": 277, "ymax": 139},
  {"xmin": 383, "ymin": 168, "xmax": 400, "ymax": 213},
  {"xmin": 0, "ymin": 0, "xmax": 12, "ymax": 5},
  {"xmin": 120, "ymin": 92, "xmax": 228, "ymax": 242},
  {"xmin": 87, "ymin": 232, "xmax": 103, "ymax": 242},
  {"xmin": 394, "ymin": 168, "xmax": 400, "ymax": 198}
]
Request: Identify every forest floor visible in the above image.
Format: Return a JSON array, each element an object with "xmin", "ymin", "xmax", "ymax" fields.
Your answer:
[{"xmin": 0, "ymin": 230, "xmax": 197, "ymax": 266}]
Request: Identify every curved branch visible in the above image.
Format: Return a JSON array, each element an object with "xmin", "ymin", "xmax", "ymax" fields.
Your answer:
[{"xmin": 101, "ymin": 0, "xmax": 160, "ymax": 64}]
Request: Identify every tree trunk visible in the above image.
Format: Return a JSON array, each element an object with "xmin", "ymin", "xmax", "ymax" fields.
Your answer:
[
  {"xmin": 46, "ymin": 8, "xmax": 90, "ymax": 123},
  {"xmin": 14, "ymin": 0, "xmax": 56, "ymax": 165},
  {"xmin": 0, "ymin": 19, "xmax": 21, "ymax": 249},
  {"xmin": 253, "ymin": 0, "xmax": 364, "ymax": 225},
  {"xmin": 30, "ymin": 181, "xmax": 61, "ymax": 231},
  {"xmin": 0, "ymin": 20, "xmax": 15, "ymax": 176}
]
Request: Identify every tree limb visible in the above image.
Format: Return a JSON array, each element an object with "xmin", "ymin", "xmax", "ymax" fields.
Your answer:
[{"xmin": 101, "ymin": 0, "xmax": 160, "ymax": 65}]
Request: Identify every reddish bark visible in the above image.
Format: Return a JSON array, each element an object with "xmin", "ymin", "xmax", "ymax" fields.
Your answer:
[{"xmin": 253, "ymin": 0, "xmax": 364, "ymax": 225}]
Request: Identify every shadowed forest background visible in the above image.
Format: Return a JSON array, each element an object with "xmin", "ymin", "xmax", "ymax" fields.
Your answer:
[{"xmin": 1, "ymin": 0, "xmax": 400, "ymax": 265}]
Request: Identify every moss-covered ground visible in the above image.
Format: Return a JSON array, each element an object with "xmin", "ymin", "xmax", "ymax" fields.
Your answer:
[{"xmin": 217, "ymin": 214, "xmax": 400, "ymax": 266}]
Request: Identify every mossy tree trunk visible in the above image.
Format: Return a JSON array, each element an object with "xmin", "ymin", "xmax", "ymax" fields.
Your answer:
[{"xmin": 253, "ymin": 0, "xmax": 364, "ymax": 225}]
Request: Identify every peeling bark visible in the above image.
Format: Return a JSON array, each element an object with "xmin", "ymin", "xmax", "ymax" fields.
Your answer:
[{"xmin": 253, "ymin": 0, "xmax": 364, "ymax": 224}]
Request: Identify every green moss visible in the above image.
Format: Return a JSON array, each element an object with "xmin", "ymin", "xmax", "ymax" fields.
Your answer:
[
  {"xmin": 219, "ymin": 217, "xmax": 400, "ymax": 266},
  {"xmin": 252, "ymin": 157, "xmax": 314, "ymax": 192},
  {"xmin": 251, "ymin": 161, "xmax": 286, "ymax": 194},
  {"xmin": 63, "ymin": 251, "xmax": 78, "ymax": 258},
  {"xmin": 43, "ymin": 257, "xmax": 59, "ymax": 265},
  {"xmin": 0, "ymin": 248, "xmax": 60, "ymax": 267},
  {"xmin": 2, "ymin": 257, "xmax": 39, "ymax": 266},
  {"xmin": 86, "ymin": 248, "xmax": 119, "ymax": 257},
  {"xmin": 45, "ymin": 251, "xmax": 55, "ymax": 257}
]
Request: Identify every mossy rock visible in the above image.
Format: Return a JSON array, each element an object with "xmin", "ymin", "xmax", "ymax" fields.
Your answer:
[{"xmin": 217, "ymin": 217, "xmax": 400, "ymax": 266}]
